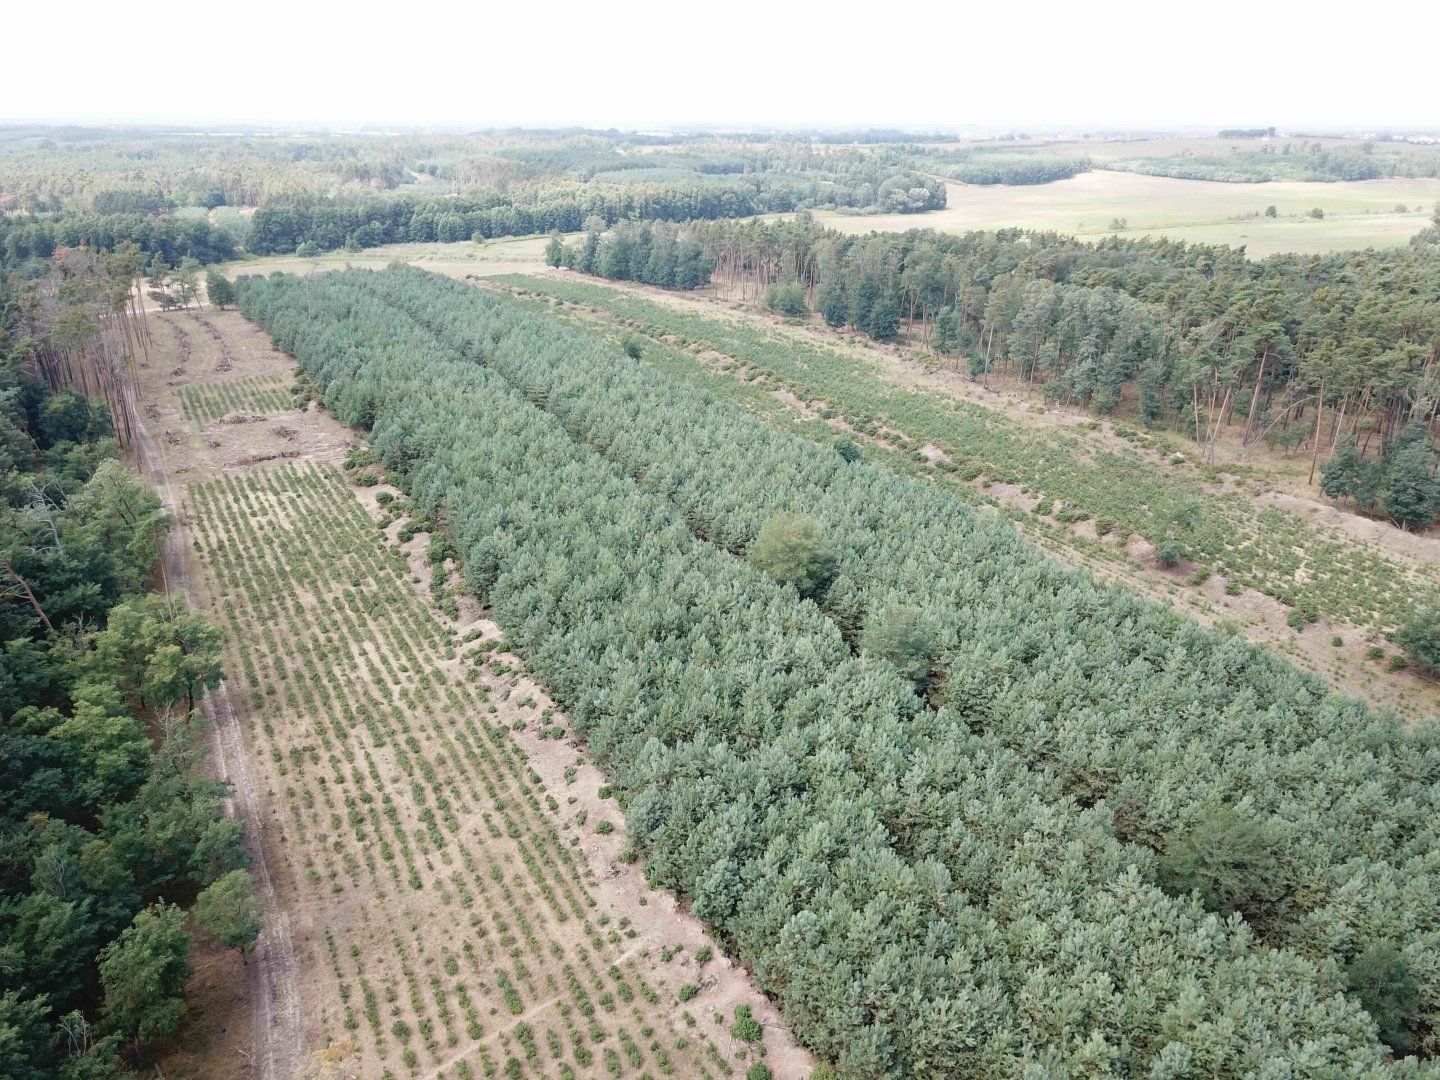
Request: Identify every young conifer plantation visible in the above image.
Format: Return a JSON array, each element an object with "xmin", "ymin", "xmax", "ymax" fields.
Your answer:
[
  {"xmin": 234, "ymin": 265, "xmax": 1440, "ymax": 1077},
  {"xmin": 9, "ymin": 12, "xmax": 1440, "ymax": 1075}
]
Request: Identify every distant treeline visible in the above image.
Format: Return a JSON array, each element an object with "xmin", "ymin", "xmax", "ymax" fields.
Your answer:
[
  {"xmin": 249, "ymin": 180, "xmax": 940, "ymax": 259},
  {"xmin": 920, "ymin": 150, "xmax": 1092, "ymax": 185},
  {"xmin": 1113, "ymin": 141, "xmax": 1440, "ymax": 182},
  {"xmin": 0, "ymin": 212, "xmax": 236, "ymax": 274},
  {"xmin": 0, "ymin": 128, "xmax": 947, "ymax": 271},
  {"xmin": 0, "ymin": 170, "xmax": 941, "ymax": 272},
  {"xmin": 0, "ymin": 127, "xmax": 945, "ymax": 215},
  {"xmin": 1218, "ymin": 127, "xmax": 1277, "ymax": 138},
  {"xmin": 245, "ymin": 182, "xmax": 778, "ymax": 254}
]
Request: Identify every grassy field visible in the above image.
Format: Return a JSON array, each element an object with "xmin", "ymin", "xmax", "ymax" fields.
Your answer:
[
  {"xmin": 143, "ymin": 309, "xmax": 809, "ymax": 1079},
  {"xmin": 812, "ymin": 172, "xmax": 1440, "ymax": 255},
  {"xmin": 216, "ymin": 234, "xmax": 556, "ymax": 282}
]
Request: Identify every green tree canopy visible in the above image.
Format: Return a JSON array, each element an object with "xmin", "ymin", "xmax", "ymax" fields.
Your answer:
[
  {"xmin": 1345, "ymin": 943, "xmax": 1420, "ymax": 1055},
  {"xmin": 746, "ymin": 513, "xmax": 835, "ymax": 599},
  {"xmin": 98, "ymin": 903, "xmax": 192, "ymax": 1048},
  {"xmin": 192, "ymin": 869, "xmax": 261, "ymax": 955},
  {"xmin": 1156, "ymin": 805, "xmax": 1292, "ymax": 925},
  {"xmin": 1397, "ymin": 606, "xmax": 1440, "ymax": 673},
  {"xmin": 1378, "ymin": 437, "xmax": 1440, "ymax": 528},
  {"xmin": 205, "ymin": 270, "xmax": 235, "ymax": 309},
  {"xmin": 860, "ymin": 604, "xmax": 938, "ymax": 690},
  {"xmin": 90, "ymin": 594, "xmax": 223, "ymax": 711}
]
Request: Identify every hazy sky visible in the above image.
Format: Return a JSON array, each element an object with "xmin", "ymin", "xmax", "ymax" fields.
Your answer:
[{"xmin": 6, "ymin": 2, "xmax": 1437, "ymax": 130}]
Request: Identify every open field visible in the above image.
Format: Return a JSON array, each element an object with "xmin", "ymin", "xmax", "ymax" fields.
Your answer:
[
  {"xmin": 812, "ymin": 173, "xmax": 1440, "ymax": 254},
  {"xmin": 215, "ymin": 237, "xmax": 553, "ymax": 285},
  {"xmin": 213, "ymin": 234, "xmax": 557, "ymax": 284},
  {"xmin": 139, "ymin": 308, "xmax": 807, "ymax": 1079},
  {"xmin": 490, "ymin": 271, "xmax": 1440, "ymax": 722}
]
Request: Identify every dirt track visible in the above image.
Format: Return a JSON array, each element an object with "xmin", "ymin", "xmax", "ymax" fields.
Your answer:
[{"xmin": 128, "ymin": 371, "xmax": 305, "ymax": 1080}]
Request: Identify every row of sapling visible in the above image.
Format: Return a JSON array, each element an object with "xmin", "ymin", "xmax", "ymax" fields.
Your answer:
[{"xmin": 187, "ymin": 463, "xmax": 737, "ymax": 1074}]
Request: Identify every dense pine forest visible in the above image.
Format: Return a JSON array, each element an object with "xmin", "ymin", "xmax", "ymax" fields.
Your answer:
[
  {"xmin": 0, "ymin": 270, "xmax": 249, "ymax": 1076},
  {"xmin": 236, "ymin": 264, "xmax": 1440, "ymax": 1076},
  {"xmin": 558, "ymin": 213, "xmax": 1440, "ymax": 521}
]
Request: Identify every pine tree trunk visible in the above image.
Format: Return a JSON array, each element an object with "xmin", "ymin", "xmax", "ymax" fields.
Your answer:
[{"xmin": 1309, "ymin": 375, "xmax": 1326, "ymax": 485}]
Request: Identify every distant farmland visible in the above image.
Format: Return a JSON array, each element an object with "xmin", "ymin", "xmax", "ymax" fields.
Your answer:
[{"xmin": 812, "ymin": 172, "xmax": 1440, "ymax": 255}]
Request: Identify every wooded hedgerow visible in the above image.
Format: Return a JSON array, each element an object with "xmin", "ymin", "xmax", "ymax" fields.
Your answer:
[{"xmin": 237, "ymin": 266, "xmax": 1440, "ymax": 1077}]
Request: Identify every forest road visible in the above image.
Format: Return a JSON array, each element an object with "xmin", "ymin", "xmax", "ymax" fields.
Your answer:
[{"xmin": 128, "ymin": 382, "xmax": 305, "ymax": 1080}]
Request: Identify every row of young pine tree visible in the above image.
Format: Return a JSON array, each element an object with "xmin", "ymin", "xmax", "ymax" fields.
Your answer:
[
  {"xmin": 237, "ymin": 265, "xmax": 1440, "ymax": 1075},
  {"xmin": 0, "ymin": 272, "xmax": 254, "ymax": 1078},
  {"xmin": 563, "ymin": 212, "xmax": 1440, "ymax": 523}
]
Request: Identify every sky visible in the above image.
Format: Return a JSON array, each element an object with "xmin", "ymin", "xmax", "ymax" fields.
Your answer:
[{"xmin": 5, "ymin": 2, "xmax": 1438, "ymax": 131}]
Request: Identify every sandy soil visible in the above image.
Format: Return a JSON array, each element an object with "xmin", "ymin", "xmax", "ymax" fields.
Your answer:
[
  {"xmin": 374, "ymin": 502, "xmax": 813, "ymax": 1079},
  {"xmin": 132, "ymin": 313, "xmax": 306, "ymax": 1080}
]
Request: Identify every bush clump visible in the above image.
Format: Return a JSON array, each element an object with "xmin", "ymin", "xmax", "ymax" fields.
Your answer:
[
  {"xmin": 1156, "ymin": 806, "xmax": 1292, "ymax": 926},
  {"xmin": 1396, "ymin": 606, "xmax": 1440, "ymax": 673},
  {"xmin": 860, "ymin": 604, "xmax": 938, "ymax": 691},
  {"xmin": 764, "ymin": 283, "xmax": 809, "ymax": 318}
]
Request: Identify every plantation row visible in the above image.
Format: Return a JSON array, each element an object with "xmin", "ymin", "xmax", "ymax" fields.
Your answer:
[
  {"xmin": 498, "ymin": 274, "xmax": 1437, "ymax": 638},
  {"xmin": 237, "ymin": 266, "xmax": 1434, "ymax": 1076},
  {"xmin": 188, "ymin": 462, "xmax": 739, "ymax": 1078},
  {"xmin": 548, "ymin": 214, "xmax": 1440, "ymax": 535},
  {"xmin": 178, "ymin": 374, "xmax": 292, "ymax": 423}
]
